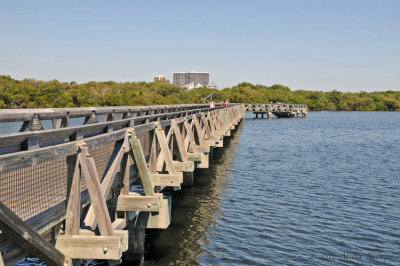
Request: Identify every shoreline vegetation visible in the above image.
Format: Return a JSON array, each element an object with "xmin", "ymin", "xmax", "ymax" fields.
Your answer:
[{"xmin": 0, "ymin": 75, "xmax": 399, "ymax": 111}]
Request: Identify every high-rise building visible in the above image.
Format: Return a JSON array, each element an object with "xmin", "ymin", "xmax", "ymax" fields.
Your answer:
[
  {"xmin": 173, "ymin": 71, "xmax": 209, "ymax": 87},
  {"xmin": 154, "ymin": 75, "xmax": 170, "ymax": 83},
  {"xmin": 173, "ymin": 73, "xmax": 186, "ymax": 86}
]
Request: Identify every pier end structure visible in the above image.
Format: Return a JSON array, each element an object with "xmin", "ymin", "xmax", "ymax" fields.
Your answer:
[{"xmin": 246, "ymin": 103, "xmax": 307, "ymax": 118}]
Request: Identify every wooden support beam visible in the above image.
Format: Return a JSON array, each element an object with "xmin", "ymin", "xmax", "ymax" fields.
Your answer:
[
  {"xmin": 215, "ymin": 137, "xmax": 224, "ymax": 148},
  {"xmin": 78, "ymin": 228, "xmax": 128, "ymax": 252},
  {"xmin": 22, "ymin": 135, "xmax": 39, "ymax": 150},
  {"xmin": 148, "ymin": 132, "xmax": 157, "ymax": 174},
  {"xmin": 154, "ymin": 124, "xmax": 179, "ymax": 175},
  {"xmin": 205, "ymin": 139, "xmax": 216, "ymax": 147},
  {"xmin": 173, "ymin": 161, "xmax": 194, "ymax": 172},
  {"xmin": 56, "ymin": 235, "xmax": 122, "ymax": 260},
  {"xmin": 129, "ymin": 133, "xmax": 155, "ymax": 196},
  {"xmin": 183, "ymin": 119, "xmax": 197, "ymax": 153},
  {"xmin": 112, "ymin": 218, "xmax": 127, "ymax": 231},
  {"xmin": 113, "ymin": 230, "xmax": 129, "ymax": 252},
  {"xmin": 79, "ymin": 148, "xmax": 114, "ymax": 236},
  {"xmin": 65, "ymin": 158, "xmax": 81, "ymax": 236},
  {"xmin": 192, "ymin": 115, "xmax": 205, "ymax": 146},
  {"xmin": 84, "ymin": 138, "xmax": 127, "ymax": 229},
  {"xmin": 197, "ymin": 153, "xmax": 209, "ymax": 169},
  {"xmin": 186, "ymin": 152, "xmax": 202, "ymax": 162},
  {"xmin": 134, "ymin": 196, "xmax": 171, "ymax": 229},
  {"xmin": 120, "ymin": 150, "xmax": 130, "ymax": 196},
  {"xmin": 19, "ymin": 113, "xmax": 44, "ymax": 132},
  {"xmin": 110, "ymin": 193, "xmax": 163, "ymax": 212},
  {"xmin": 0, "ymin": 202, "xmax": 65, "ymax": 266},
  {"xmin": 224, "ymin": 129, "xmax": 231, "ymax": 137},
  {"xmin": 195, "ymin": 145, "xmax": 210, "ymax": 153},
  {"xmin": 171, "ymin": 121, "xmax": 188, "ymax": 162},
  {"xmin": 150, "ymin": 173, "xmax": 182, "ymax": 187},
  {"xmin": 83, "ymin": 112, "xmax": 98, "ymax": 124}
]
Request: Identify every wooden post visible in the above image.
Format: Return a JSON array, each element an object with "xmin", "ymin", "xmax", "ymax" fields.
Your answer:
[
  {"xmin": 183, "ymin": 172, "xmax": 194, "ymax": 186},
  {"xmin": 124, "ymin": 223, "xmax": 145, "ymax": 264},
  {"xmin": 0, "ymin": 202, "xmax": 65, "ymax": 266}
]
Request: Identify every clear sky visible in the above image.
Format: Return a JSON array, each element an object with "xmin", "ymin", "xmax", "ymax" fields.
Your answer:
[{"xmin": 0, "ymin": 0, "xmax": 399, "ymax": 91}]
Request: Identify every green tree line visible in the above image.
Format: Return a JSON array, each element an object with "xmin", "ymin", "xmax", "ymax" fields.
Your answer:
[{"xmin": 1, "ymin": 75, "xmax": 399, "ymax": 111}]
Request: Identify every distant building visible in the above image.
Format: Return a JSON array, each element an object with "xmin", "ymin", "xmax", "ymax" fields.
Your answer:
[
  {"xmin": 154, "ymin": 75, "xmax": 170, "ymax": 83},
  {"xmin": 173, "ymin": 71, "xmax": 209, "ymax": 88}
]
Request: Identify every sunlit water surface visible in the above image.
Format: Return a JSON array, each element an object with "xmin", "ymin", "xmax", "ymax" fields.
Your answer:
[{"xmin": 144, "ymin": 112, "xmax": 400, "ymax": 265}]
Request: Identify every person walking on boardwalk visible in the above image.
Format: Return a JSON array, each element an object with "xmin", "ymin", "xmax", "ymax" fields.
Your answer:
[
  {"xmin": 221, "ymin": 100, "xmax": 227, "ymax": 107},
  {"xmin": 210, "ymin": 100, "xmax": 215, "ymax": 108}
]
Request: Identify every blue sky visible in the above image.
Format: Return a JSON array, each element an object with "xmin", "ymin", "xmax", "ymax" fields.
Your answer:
[{"xmin": 0, "ymin": 0, "xmax": 399, "ymax": 91}]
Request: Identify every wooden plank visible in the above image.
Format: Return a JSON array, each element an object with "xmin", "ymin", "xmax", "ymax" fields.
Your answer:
[
  {"xmin": 55, "ymin": 235, "xmax": 122, "ymax": 260},
  {"xmin": 0, "ymin": 202, "xmax": 65, "ymax": 266},
  {"xmin": 79, "ymin": 149, "xmax": 113, "ymax": 236},
  {"xmin": 0, "ymin": 104, "xmax": 229, "ymax": 122}
]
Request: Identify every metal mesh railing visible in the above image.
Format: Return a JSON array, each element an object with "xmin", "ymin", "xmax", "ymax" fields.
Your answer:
[
  {"xmin": 0, "ymin": 158, "xmax": 67, "ymax": 221},
  {"xmin": 0, "ymin": 131, "xmax": 154, "ymax": 221}
]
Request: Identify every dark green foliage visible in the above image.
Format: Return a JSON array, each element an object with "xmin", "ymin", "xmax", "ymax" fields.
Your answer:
[{"xmin": 0, "ymin": 75, "xmax": 399, "ymax": 111}]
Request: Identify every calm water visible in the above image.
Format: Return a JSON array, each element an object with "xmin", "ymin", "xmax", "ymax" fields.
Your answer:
[{"xmin": 144, "ymin": 112, "xmax": 400, "ymax": 265}]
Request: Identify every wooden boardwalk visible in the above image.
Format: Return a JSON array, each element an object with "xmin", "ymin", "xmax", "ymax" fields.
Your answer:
[
  {"xmin": 0, "ymin": 103, "xmax": 245, "ymax": 265},
  {"xmin": 246, "ymin": 103, "xmax": 308, "ymax": 118}
]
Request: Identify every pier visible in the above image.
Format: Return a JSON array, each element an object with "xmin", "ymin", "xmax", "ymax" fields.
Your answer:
[
  {"xmin": 0, "ymin": 103, "xmax": 246, "ymax": 265},
  {"xmin": 246, "ymin": 103, "xmax": 308, "ymax": 118},
  {"xmin": 0, "ymin": 102, "xmax": 306, "ymax": 265}
]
